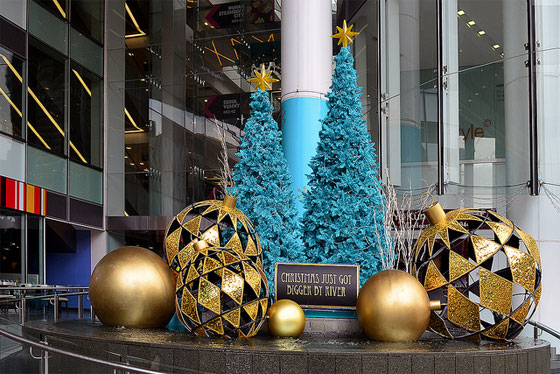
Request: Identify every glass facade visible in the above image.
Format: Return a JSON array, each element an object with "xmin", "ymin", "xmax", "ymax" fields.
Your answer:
[{"xmin": 0, "ymin": 0, "xmax": 104, "ymax": 283}]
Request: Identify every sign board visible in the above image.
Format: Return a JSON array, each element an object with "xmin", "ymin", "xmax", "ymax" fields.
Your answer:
[
  {"xmin": 205, "ymin": 1, "xmax": 274, "ymax": 29},
  {"xmin": 275, "ymin": 263, "xmax": 359, "ymax": 310}
]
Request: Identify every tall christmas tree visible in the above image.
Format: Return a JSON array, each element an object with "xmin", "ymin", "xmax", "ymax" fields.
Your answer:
[
  {"xmin": 233, "ymin": 64, "xmax": 305, "ymax": 291},
  {"xmin": 301, "ymin": 21, "xmax": 388, "ymax": 285}
]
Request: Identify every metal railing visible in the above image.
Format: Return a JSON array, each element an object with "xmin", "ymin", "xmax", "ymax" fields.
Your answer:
[
  {"xmin": 0, "ymin": 285, "xmax": 167, "ymax": 374},
  {"xmin": 528, "ymin": 319, "xmax": 560, "ymax": 341}
]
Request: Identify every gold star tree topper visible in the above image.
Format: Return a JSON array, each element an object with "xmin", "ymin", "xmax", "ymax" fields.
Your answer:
[
  {"xmin": 248, "ymin": 63, "xmax": 279, "ymax": 91},
  {"xmin": 331, "ymin": 20, "xmax": 359, "ymax": 47}
]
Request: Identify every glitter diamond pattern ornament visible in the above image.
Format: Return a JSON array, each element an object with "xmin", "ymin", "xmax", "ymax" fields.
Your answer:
[
  {"xmin": 175, "ymin": 245, "xmax": 269, "ymax": 338},
  {"xmin": 164, "ymin": 196, "xmax": 263, "ymax": 274},
  {"xmin": 414, "ymin": 203, "xmax": 542, "ymax": 341}
]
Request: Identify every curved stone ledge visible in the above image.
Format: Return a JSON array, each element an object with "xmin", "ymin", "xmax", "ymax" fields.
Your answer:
[{"xmin": 23, "ymin": 319, "xmax": 550, "ymax": 374}]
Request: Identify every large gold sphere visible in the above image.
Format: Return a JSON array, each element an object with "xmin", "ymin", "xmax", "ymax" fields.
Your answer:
[
  {"xmin": 89, "ymin": 246, "xmax": 176, "ymax": 328},
  {"xmin": 357, "ymin": 270, "xmax": 431, "ymax": 342},
  {"xmin": 267, "ymin": 299, "xmax": 306, "ymax": 337}
]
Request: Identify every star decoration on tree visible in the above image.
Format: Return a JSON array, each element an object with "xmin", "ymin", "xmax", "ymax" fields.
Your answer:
[
  {"xmin": 248, "ymin": 63, "xmax": 279, "ymax": 91},
  {"xmin": 331, "ymin": 20, "xmax": 359, "ymax": 47}
]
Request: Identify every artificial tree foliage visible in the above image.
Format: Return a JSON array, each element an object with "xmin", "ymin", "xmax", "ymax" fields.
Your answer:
[
  {"xmin": 301, "ymin": 46, "xmax": 388, "ymax": 285},
  {"xmin": 233, "ymin": 89, "xmax": 305, "ymax": 292}
]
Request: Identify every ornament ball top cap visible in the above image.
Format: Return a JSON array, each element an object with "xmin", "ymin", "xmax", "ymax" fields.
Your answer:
[
  {"xmin": 248, "ymin": 63, "xmax": 279, "ymax": 91},
  {"xmin": 331, "ymin": 20, "xmax": 360, "ymax": 47}
]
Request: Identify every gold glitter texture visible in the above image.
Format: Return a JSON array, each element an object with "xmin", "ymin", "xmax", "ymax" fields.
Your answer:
[
  {"xmin": 479, "ymin": 268, "xmax": 512, "ymax": 315},
  {"xmin": 488, "ymin": 211, "xmax": 513, "ymax": 227},
  {"xmin": 178, "ymin": 243, "xmax": 196, "ymax": 269},
  {"xmin": 194, "ymin": 326, "xmax": 207, "ymax": 337},
  {"xmin": 449, "ymin": 251, "xmax": 476, "ymax": 282},
  {"xmin": 471, "ymin": 235, "xmax": 501, "ymax": 264},
  {"xmin": 222, "ymin": 308, "xmax": 241, "ymax": 328},
  {"xmin": 175, "ymin": 208, "xmax": 189, "ymax": 223},
  {"xmin": 245, "ymin": 236, "xmax": 258, "ymax": 256},
  {"xmin": 165, "ymin": 227, "xmax": 181, "ymax": 263},
  {"xmin": 201, "ymin": 225, "xmax": 220, "ymax": 246},
  {"xmin": 222, "ymin": 268, "xmax": 244, "ymax": 305},
  {"xmin": 205, "ymin": 317, "xmax": 224, "ymax": 335},
  {"xmin": 244, "ymin": 301, "xmax": 259, "ymax": 320},
  {"xmin": 260, "ymin": 298, "xmax": 268, "ymax": 314},
  {"xmin": 504, "ymin": 245, "xmax": 536, "ymax": 292},
  {"xmin": 203, "ymin": 257, "xmax": 221, "ymax": 275},
  {"xmin": 224, "ymin": 233, "xmax": 244, "ymax": 257},
  {"xmin": 424, "ymin": 260, "xmax": 448, "ymax": 291},
  {"xmin": 185, "ymin": 264, "xmax": 199, "ymax": 285},
  {"xmin": 198, "ymin": 277, "xmax": 221, "ymax": 314},
  {"xmin": 487, "ymin": 221, "xmax": 513, "ymax": 245},
  {"xmin": 223, "ymin": 250, "xmax": 240, "ymax": 265},
  {"xmin": 429, "ymin": 311, "xmax": 452, "ymax": 338},
  {"xmin": 516, "ymin": 228, "xmax": 541, "ymax": 267},
  {"xmin": 511, "ymin": 298, "xmax": 532, "ymax": 325},
  {"xmin": 482, "ymin": 318, "xmax": 509, "ymax": 340},
  {"xmin": 448, "ymin": 286, "xmax": 480, "ymax": 331},
  {"xmin": 201, "ymin": 203, "xmax": 220, "ymax": 215},
  {"xmin": 181, "ymin": 288, "xmax": 200, "ymax": 324},
  {"xmin": 243, "ymin": 262, "xmax": 262, "ymax": 296},
  {"xmin": 534, "ymin": 283, "xmax": 542, "ymax": 305},
  {"xmin": 183, "ymin": 216, "xmax": 202, "ymax": 235}
]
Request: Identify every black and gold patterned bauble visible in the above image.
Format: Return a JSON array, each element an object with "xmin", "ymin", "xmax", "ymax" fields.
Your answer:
[
  {"xmin": 414, "ymin": 203, "xmax": 542, "ymax": 342},
  {"xmin": 164, "ymin": 195, "xmax": 263, "ymax": 274},
  {"xmin": 175, "ymin": 240, "xmax": 269, "ymax": 338}
]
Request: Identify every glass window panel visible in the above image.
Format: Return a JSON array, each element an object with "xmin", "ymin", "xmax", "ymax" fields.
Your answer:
[
  {"xmin": 70, "ymin": 62, "xmax": 103, "ymax": 167},
  {"xmin": 28, "ymin": 146, "xmax": 67, "ymax": 194},
  {"xmin": 28, "ymin": 38, "xmax": 67, "ymax": 155},
  {"xmin": 33, "ymin": 0, "xmax": 67, "ymax": 20},
  {"xmin": 443, "ymin": 0, "xmax": 529, "ymax": 209},
  {"xmin": 382, "ymin": 0, "xmax": 438, "ymax": 189},
  {"xmin": 70, "ymin": 0, "xmax": 104, "ymax": 44},
  {"xmin": 0, "ymin": 208, "xmax": 23, "ymax": 279},
  {"xmin": 69, "ymin": 161, "xmax": 102, "ymax": 204},
  {"xmin": 0, "ymin": 46, "xmax": 25, "ymax": 139},
  {"xmin": 0, "ymin": 133, "xmax": 25, "ymax": 181},
  {"xmin": 0, "ymin": 0, "xmax": 27, "ymax": 29},
  {"xmin": 70, "ymin": 27, "xmax": 103, "ymax": 77},
  {"xmin": 29, "ymin": 0, "xmax": 68, "ymax": 54},
  {"xmin": 27, "ymin": 215, "xmax": 43, "ymax": 284}
]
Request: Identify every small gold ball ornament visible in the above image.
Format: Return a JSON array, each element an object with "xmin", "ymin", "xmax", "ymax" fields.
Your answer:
[
  {"xmin": 357, "ymin": 270, "xmax": 438, "ymax": 342},
  {"xmin": 89, "ymin": 246, "xmax": 176, "ymax": 328},
  {"xmin": 267, "ymin": 299, "xmax": 306, "ymax": 337}
]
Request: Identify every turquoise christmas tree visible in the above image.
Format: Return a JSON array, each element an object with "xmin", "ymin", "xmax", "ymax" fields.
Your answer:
[
  {"xmin": 302, "ymin": 22, "xmax": 387, "ymax": 285},
  {"xmin": 234, "ymin": 65, "xmax": 305, "ymax": 291}
]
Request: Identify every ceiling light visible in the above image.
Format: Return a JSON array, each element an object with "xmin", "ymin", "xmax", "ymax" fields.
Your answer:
[
  {"xmin": 492, "ymin": 44, "xmax": 500, "ymax": 49},
  {"xmin": 130, "ymin": 162, "xmax": 135, "ymax": 166},
  {"xmin": 139, "ymin": 162, "xmax": 145, "ymax": 165},
  {"xmin": 126, "ymin": 146, "xmax": 132, "ymax": 150},
  {"xmin": 477, "ymin": 30, "xmax": 486, "ymax": 36},
  {"xmin": 204, "ymin": 21, "xmax": 209, "ymax": 26},
  {"xmin": 467, "ymin": 20, "xmax": 476, "ymax": 27},
  {"xmin": 457, "ymin": 10, "xmax": 465, "ymax": 16}
]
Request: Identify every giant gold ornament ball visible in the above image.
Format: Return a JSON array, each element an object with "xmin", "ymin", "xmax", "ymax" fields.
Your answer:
[
  {"xmin": 267, "ymin": 299, "xmax": 306, "ymax": 337},
  {"xmin": 357, "ymin": 270, "xmax": 432, "ymax": 342},
  {"xmin": 414, "ymin": 203, "xmax": 542, "ymax": 341},
  {"xmin": 89, "ymin": 246, "xmax": 176, "ymax": 328}
]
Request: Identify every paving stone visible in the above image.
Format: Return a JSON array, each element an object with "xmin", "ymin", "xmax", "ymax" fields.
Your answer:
[
  {"xmin": 456, "ymin": 353, "xmax": 473, "ymax": 373},
  {"xmin": 490, "ymin": 354, "xmax": 505, "ymax": 374},
  {"xmin": 225, "ymin": 351, "xmax": 252, "ymax": 373},
  {"xmin": 411, "ymin": 354, "xmax": 434, "ymax": 374},
  {"xmin": 388, "ymin": 354, "xmax": 411, "ymax": 374},
  {"xmin": 504, "ymin": 354, "xmax": 517, "ymax": 374},
  {"xmin": 199, "ymin": 349, "xmax": 225, "ymax": 374},
  {"xmin": 473, "ymin": 354, "xmax": 491, "ymax": 374},
  {"xmin": 308, "ymin": 354, "xmax": 336, "ymax": 374},
  {"xmin": 435, "ymin": 354, "xmax": 455, "ymax": 374},
  {"xmin": 362, "ymin": 354, "xmax": 387, "ymax": 374},
  {"xmin": 335, "ymin": 354, "xmax": 361, "ymax": 374},
  {"xmin": 517, "ymin": 352, "xmax": 528, "ymax": 374},
  {"xmin": 280, "ymin": 354, "xmax": 307, "ymax": 374},
  {"xmin": 173, "ymin": 348, "xmax": 199, "ymax": 373},
  {"xmin": 253, "ymin": 354, "xmax": 279, "ymax": 374}
]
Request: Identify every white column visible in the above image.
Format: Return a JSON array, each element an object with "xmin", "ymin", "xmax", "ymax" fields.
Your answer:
[{"xmin": 281, "ymin": 0, "xmax": 332, "ymax": 213}]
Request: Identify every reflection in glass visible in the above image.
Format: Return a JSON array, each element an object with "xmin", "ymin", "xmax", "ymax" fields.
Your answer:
[
  {"xmin": 69, "ymin": 161, "xmax": 102, "ymax": 204},
  {"xmin": 27, "ymin": 215, "xmax": 43, "ymax": 284},
  {"xmin": 70, "ymin": 63, "xmax": 103, "ymax": 166},
  {"xmin": 382, "ymin": 0, "xmax": 438, "ymax": 189},
  {"xmin": 29, "ymin": 0, "xmax": 69, "ymax": 54},
  {"xmin": 28, "ymin": 38, "xmax": 66, "ymax": 155},
  {"xmin": 443, "ymin": 0, "xmax": 529, "ymax": 207},
  {"xmin": 33, "ymin": 0, "xmax": 67, "ymax": 19},
  {"xmin": 0, "ymin": 46, "xmax": 24, "ymax": 139},
  {"xmin": 0, "ymin": 0, "xmax": 27, "ymax": 29},
  {"xmin": 27, "ymin": 145, "xmax": 68, "ymax": 194},
  {"xmin": 0, "ymin": 208, "xmax": 23, "ymax": 279},
  {"xmin": 70, "ymin": 0, "xmax": 104, "ymax": 43}
]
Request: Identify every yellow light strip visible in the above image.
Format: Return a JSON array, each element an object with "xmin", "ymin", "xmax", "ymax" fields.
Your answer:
[
  {"xmin": 124, "ymin": 108, "xmax": 144, "ymax": 132},
  {"xmin": 231, "ymin": 38, "xmax": 241, "ymax": 60},
  {"xmin": 204, "ymin": 41, "xmax": 235, "ymax": 66},
  {"xmin": 0, "ymin": 86, "xmax": 22, "ymax": 117},
  {"xmin": 0, "ymin": 86, "xmax": 51, "ymax": 150},
  {"xmin": 268, "ymin": 34, "xmax": 275, "ymax": 42},
  {"xmin": 72, "ymin": 69, "xmax": 92, "ymax": 96},
  {"xmin": 52, "ymin": 0, "xmax": 66, "ymax": 18},
  {"xmin": 125, "ymin": 3, "xmax": 146, "ymax": 37},
  {"xmin": 252, "ymin": 35, "xmax": 264, "ymax": 43},
  {"xmin": 1, "ymin": 54, "xmax": 86, "ymax": 162},
  {"xmin": 124, "ymin": 210, "xmax": 129, "ymax": 216}
]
